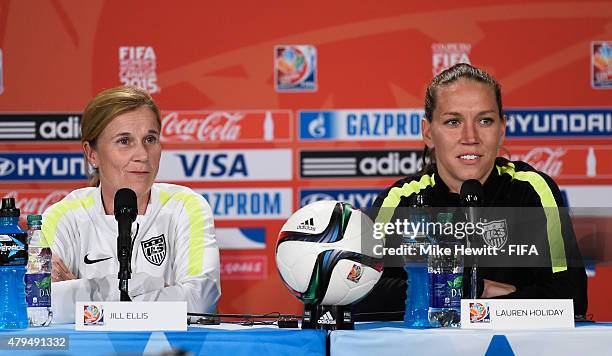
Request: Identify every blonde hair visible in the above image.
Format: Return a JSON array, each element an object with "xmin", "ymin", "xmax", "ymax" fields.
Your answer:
[
  {"xmin": 82, "ymin": 85, "xmax": 161, "ymax": 186},
  {"xmin": 421, "ymin": 63, "xmax": 503, "ymax": 173}
]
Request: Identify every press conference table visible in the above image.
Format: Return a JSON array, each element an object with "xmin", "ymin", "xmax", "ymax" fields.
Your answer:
[
  {"xmin": 2, "ymin": 322, "xmax": 612, "ymax": 355},
  {"xmin": 0, "ymin": 323, "xmax": 327, "ymax": 356},
  {"xmin": 331, "ymin": 322, "xmax": 612, "ymax": 356}
]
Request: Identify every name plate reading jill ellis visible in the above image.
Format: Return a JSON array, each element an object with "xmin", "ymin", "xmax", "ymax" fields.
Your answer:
[
  {"xmin": 461, "ymin": 299, "xmax": 574, "ymax": 329},
  {"xmin": 75, "ymin": 301, "xmax": 187, "ymax": 331}
]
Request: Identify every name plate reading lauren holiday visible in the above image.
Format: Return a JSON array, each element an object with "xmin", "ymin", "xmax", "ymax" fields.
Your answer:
[
  {"xmin": 461, "ymin": 299, "xmax": 574, "ymax": 329},
  {"xmin": 75, "ymin": 302, "xmax": 187, "ymax": 331}
]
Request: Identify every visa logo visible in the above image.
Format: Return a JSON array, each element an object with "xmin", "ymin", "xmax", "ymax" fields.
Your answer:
[
  {"xmin": 178, "ymin": 153, "xmax": 247, "ymax": 177},
  {"xmin": 300, "ymin": 189, "xmax": 381, "ymax": 209},
  {"xmin": 159, "ymin": 149, "xmax": 292, "ymax": 181},
  {"xmin": 0, "ymin": 153, "xmax": 86, "ymax": 180},
  {"xmin": 299, "ymin": 110, "xmax": 423, "ymax": 141},
  {"xmin": 505, "ymin": 109, "xmax": 612, "ymax": 136}
]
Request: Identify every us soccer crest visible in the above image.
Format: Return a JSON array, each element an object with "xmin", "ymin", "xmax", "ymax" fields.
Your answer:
[
  {"xmin": 481, "ymin": 219, "xmax": 508, "ymax": 249},
  {"xmin": 141, "ymin": 234, "xmax": 166, "ymax": 266}
]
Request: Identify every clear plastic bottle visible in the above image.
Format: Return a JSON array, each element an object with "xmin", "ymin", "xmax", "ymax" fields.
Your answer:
[
  {"xmin": 403, "ymin": 194, "xmax": 431, "ymax": 327},
  {"xmin": 26, "ymin": 214, "xmax": 53, "ymax": 326},
  {"xmin": 0, "ymin": 198, "xmax": 29, "ymax": 329},
  {"xmin": 428, "ymin": 212, "xmax": 462, "ymax": 327}
]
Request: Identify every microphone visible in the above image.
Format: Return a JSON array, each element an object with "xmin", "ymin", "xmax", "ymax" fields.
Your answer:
[
  {"xmin": 459, "ymin": 179, "xmax": 483, "ymax": 299},
  {"xmin": 114, "ymin": 188, "xmax": 137, "ymax": 301}
]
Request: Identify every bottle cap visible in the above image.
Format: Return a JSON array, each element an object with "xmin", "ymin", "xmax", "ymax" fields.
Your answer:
[
  {"xmin": 27, "ymin": 214, "xmax": 43, "ymax": 225},
  {"xmin": 0, "ymin": 197, "xmax": 20, "ymax": 217}
]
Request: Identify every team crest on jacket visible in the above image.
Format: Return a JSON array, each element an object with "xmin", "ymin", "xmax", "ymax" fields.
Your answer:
[
  {"xmin": 141, "ymin": 234, "xmax": 166, "ymax": 266},
  {"xmin": 481, "ymin": 219, "xmax": 508, "ymax": 248}
]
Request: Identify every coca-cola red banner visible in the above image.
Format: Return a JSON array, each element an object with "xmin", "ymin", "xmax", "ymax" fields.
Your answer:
[
  {"xmin": 160, "ymin": 111, "xmax": 292, "ymax": 144},
  {"xmin": 0, "ymin": 190, "xmax": 69, "ymax": 216},
  {"xmin": 502, "ymin": 145, "xmax": 612, "ymax": 184}
]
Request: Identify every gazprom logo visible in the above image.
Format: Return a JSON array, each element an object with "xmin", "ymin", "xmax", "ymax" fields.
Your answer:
[
  {"xmin": 300, "ymin": 111, "xmax": 334, "ymax": 139},
  {"xmin": 196, "ymin": 188, "xmax": 292, "ymax": 220},
  {"xmin": 299, "ymin": 110, "xmax": 423, "ymax": 141},
  {"xmin": 505, "ymin": 109, "xmax": 612, "ymax": 137},
  {"xmin": 0, "ymin": 158, "xmax": 16, "ymax": 177}
]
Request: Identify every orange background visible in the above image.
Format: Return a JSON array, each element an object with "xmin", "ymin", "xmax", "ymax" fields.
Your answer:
[{"xmin": 0, "ymin": 0, "xmax": 611, "ymax": 320}]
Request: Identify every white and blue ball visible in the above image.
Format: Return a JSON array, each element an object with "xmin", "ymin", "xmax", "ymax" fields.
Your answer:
[{"xmin": 275, "ymin": 200, "xmax": 383, "ymax": 306}]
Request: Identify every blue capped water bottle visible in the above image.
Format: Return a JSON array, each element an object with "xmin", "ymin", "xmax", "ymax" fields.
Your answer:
[
  {"xmin": 428, "ymin": 212, "xmax": 463, "ymax": 327},
  {"xmin": 0, "ymin": 198, "xmax": 29, "ymax": 329},
  {"xmin": 403, "ymin": 194, "xmax": 431, "ymax": 327}
]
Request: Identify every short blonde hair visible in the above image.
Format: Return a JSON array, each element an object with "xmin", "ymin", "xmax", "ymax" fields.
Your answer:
[{"xmin": 82, "ymin": 85, "xmax": 161, "ymax": 186}]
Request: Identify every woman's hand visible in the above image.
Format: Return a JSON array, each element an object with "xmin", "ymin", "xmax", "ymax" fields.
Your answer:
[
  {"xmin": 481, "ymin": 279, "xmax": 516, "ymax": 298},
  {"xmin": 51, "ymin": 255, "xmax": 77, "ymax": 282}
]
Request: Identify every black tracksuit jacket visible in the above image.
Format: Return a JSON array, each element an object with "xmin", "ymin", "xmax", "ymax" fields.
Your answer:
[{"xmin": 355, "ymin": 157, "xmax": 588, "ymax": 320}]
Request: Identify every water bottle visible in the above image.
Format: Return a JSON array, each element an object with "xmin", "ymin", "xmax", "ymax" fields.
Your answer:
[
  {"xmin": 26, "ymin": 215, "xmax": 53, "ymax": 327},
  {"xmin": 0, "ymin": 198, "xmax": 29, "ymax": 329},
  {"xmin": 428, "ymin": 212, "xmax": 463, "ymax": 327},
  {"xmin": 403, "ymin": 194, "xmax": 431, "ymax": 327}
]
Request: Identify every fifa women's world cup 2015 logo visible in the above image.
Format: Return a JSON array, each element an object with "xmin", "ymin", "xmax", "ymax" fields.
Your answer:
[
  {"xmin": 275, "ymin": 45, "xmax": 317, "ymax": 92},
  {"xmin": 592, "ymin": 41, "xmax": 612, "ymax": 88},
  {"xmin": 469, "ymin": 302, "xmax": 490, "ymax": 323},
  {"xmin": 83, "ymin": 304, "xmax": 104, "ymax": 325}
]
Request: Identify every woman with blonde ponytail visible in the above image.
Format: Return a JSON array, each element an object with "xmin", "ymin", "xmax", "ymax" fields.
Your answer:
[
  {"xmin": 42, "ymin": 85, "xmax": 221, "ymax": 323},
  {"xmin": 356, "ymin": 63, "xmax": 587, "ymax": 321}
]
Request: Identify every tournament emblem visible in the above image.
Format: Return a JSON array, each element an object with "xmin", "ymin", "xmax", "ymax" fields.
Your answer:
[
  {"xmin": 592, "ymin": 41, "xmax": 612, "ymax": 88},
  {"xmin": 83, "ymin": 304, "xmax": 104, "ymax": 325},
  {"xmin": 469, "ymin": 302, "xmax": 490, "ymax": 323},
  {"xmin": 481, "ymin": 219, "xmax": 508, "ymax": 249},
  {"xmin": 346, "ymin": 264, "xmax": 363, "ymax": 283},
  {"xmin": 274, "ymin": 45, "xmax": 317, "ymax": 92},
  {"xmin": 141, "ymin": 234, "xmax": 166, "ymax": 266}
]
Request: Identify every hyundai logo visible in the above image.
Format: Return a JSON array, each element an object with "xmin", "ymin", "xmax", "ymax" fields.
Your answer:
[{"xmin": 0, "ymin": 158, "xmax": 16, "ymax": 177}]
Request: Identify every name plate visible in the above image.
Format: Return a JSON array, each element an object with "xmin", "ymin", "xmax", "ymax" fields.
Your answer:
[
  {"xmin": 461, "ymin": 299, "xmax": 574, "ymax": 329},
  {"xmin": 75, "ymin": 301, "xmax": 187, "ymax": 331}
]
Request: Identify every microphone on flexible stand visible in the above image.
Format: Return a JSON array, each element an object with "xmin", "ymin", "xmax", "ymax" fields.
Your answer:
[
  {"xmin": 114, "ymin": 188, "xmax": 137, "ymax": 302},
  {"xmin": 460, "ymin": 179, "xmax": 484, "ymax": 299}
]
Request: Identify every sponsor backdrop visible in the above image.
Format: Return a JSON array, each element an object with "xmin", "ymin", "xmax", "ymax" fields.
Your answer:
[{"xmin": 0, "ymin": 0, "xmax": 611, "ymax": 320}]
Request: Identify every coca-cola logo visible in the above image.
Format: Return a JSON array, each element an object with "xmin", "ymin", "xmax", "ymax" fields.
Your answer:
[
  {"xmin": 508, "ymin": 147, "xmax": 566, "ymax": 177},
  {"xmin": 161, "ymin": 112, "xmax": 243, "ymax": 142},
  {"xmin": 1, "ymin": 191, "xmax": 68, "ymax": 215}
]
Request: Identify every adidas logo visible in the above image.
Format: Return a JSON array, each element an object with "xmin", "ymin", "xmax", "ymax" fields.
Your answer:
[
  {"xmin": 297, "ymin": 217, "xmax": 316, "ymax": 231},
  {"xmin": 317, "ymin": 311, "xmax": 336, "ymax": 325}
]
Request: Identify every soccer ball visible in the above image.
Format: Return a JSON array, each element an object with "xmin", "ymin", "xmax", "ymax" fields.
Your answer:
[{"xmin": 275, "ymin": 200, "xmax": 383, "ymax": 306}]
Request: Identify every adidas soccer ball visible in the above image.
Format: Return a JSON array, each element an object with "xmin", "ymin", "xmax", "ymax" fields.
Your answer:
[{"xmin": 275, "ymin": 200, "xmax": 383, "ymax": 306}]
